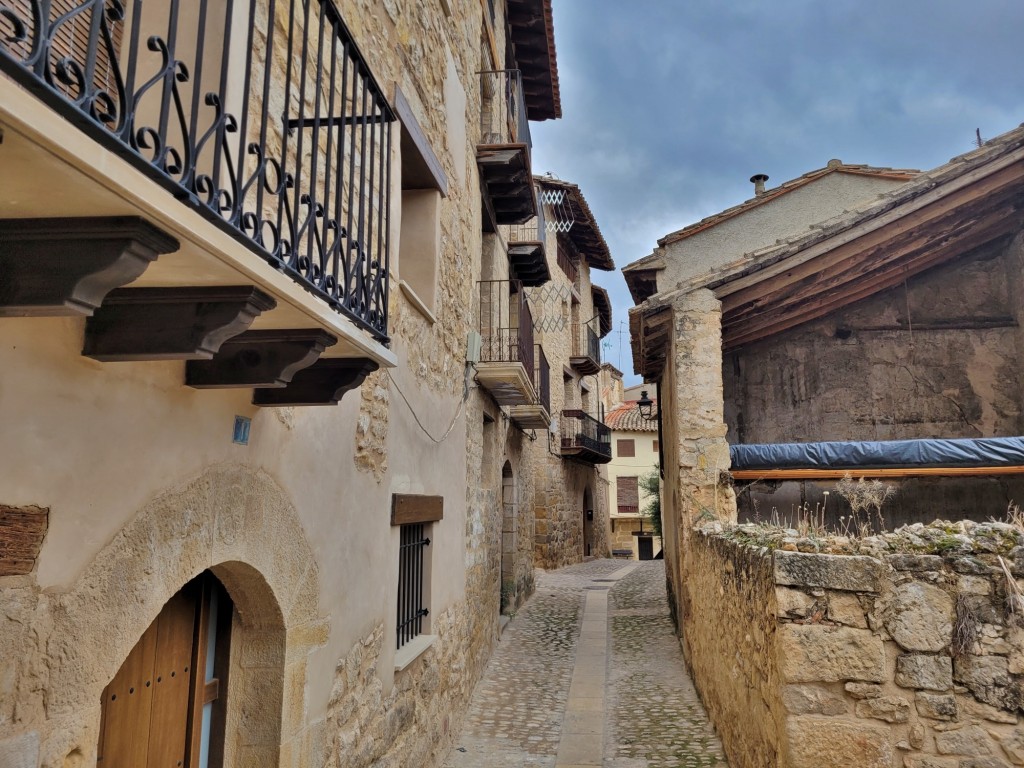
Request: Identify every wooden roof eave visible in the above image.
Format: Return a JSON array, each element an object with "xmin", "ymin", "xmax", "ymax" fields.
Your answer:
[{"xmin": 717, "ymin": 156, "xmax": 1024, "ymax": 352}]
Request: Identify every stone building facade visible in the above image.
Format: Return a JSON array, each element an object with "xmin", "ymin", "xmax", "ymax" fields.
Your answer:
[
  {"xmin": 0, "ymin": 1, "xmax": 567, "ymax": 766},
  {"xmin": 524, "ymin": 176, "xmax": 615, "ymax": 569},
  {"xmin": 626, "ymin": 126, "xmax": 1024, "ymax": 766}
]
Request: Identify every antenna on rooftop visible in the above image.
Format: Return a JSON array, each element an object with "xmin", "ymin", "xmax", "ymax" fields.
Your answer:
[{"xmin": 975, "ymin": 128, "xmax": 984, "ymax": 148}]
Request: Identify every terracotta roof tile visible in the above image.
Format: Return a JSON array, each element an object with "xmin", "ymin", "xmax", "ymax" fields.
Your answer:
[{"xmin": 605, "ymin": 400, "xmax": 659, "ymax": 432}]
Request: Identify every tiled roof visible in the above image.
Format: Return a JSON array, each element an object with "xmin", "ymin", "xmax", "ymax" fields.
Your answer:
[
  {"xmin": 656, "ymin": 161, "xmax": 920, "ymax": 248},
  {"xmin": 537, "ymin": 176, "xmax": 614, "ymax": 271},
  {"xmin": 691, "ymin": 124, "xmax": 1024, "ymax": 293},
  {"xmin": 605, "ymin": 400, "xmax": 658, "ymax": 432}
]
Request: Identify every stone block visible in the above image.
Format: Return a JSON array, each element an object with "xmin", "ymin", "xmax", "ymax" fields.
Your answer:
[
  {"xmin": 774, "ymin": 550, "xmax": 880, "ymax": 592},
  {"xmin": 887, "ymin": 553, "xmax": 945, "ymax": 571},
  {"xmin": 961, "ymin": 757, "xmax": 1012, "ymax": 768},
  {"xmin": 934, "ymin": 724, "xmax": 995, "ymax": 756},
  {"xmin": 828, "ymin": 592, "xmax": 869, "ymax": 628},
  {"xmin": 954, "ymin": 655, "xmax": 1017, "ymax": 710},
  {"xmin": 777, "ymin": 586, "xmax": 815, "ymax": 619},
  {"xmin": 885, "ymin": 582, "xmax": 954, "ymax": 652},
  {"xmin": 960, "ymin": 696, "xmax": 1018, "ymax": 724},
  {"xmin": 779, "ymin": 624, "xmax": 885, "ymax": 683},
  {"xmin": 0, "ymin": 732, "xmax": 40, "ymax": 768},
  {"xmin": 915, "ymin": 691, "xmax": 958, "ymax": 720},
  {"xmin": 856, "ymin": 694, "xmax": 910, "ymax": 722},
  {"xmin": 902, "ymin": 756, "xmax": 958, "ymax": 768},
  {"xmin": 846, "ymin": 682, "xmax": 883, "ymax": 699},
  {"xmin": 782, "ymin": 683, "xmax": 848, "ymax": 715},
  {"xmin": 785, "ymin": 716, "xmax": 892, "ymax": 768},
  {"xmin": 896, "ymin": 654, "xmax": 953, "ymax": 691},
  {"xmin": 996, "ymin": 729, "xmax": 1024, "ymax": 765}
]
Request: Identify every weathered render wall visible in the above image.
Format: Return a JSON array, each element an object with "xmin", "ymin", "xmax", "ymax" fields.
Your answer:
[
  {"xmin": 0, "ymin": 0, "xmax": 531, "ymax": 766},
  {"xmin": 687, "ymin": 521, "xmax": 1024, "ymax": 768},
  {"xmin": 724, "ymin": 237, "xmax": 1023, "ymax": 445}
]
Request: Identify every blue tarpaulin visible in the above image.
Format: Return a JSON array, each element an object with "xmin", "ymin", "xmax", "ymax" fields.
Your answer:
[{"xmin": 730, "ymin": 436, "xmax": 1024, "ymax": 471}]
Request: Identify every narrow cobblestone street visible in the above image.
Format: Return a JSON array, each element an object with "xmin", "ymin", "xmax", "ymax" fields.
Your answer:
[{"xmin": 444, "ymin": 560, "xmax": 727, "ymax": 768}]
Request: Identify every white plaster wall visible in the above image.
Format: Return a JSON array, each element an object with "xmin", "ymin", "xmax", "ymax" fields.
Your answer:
[
  {"xmin": 0, "ymin": 314, "xmax": 469, "ymax": 715},
  {"xmin": 657, "ymin": 174, "xmax": 908, "ymax": 291},
  {"xmin": 607, "ymin": 427, "xmax": 659, "ymax": 519}
]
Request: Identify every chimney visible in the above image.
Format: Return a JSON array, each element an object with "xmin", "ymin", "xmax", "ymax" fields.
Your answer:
[{"xmin": 750, "ymin": 173, "xmax": 769, "ymax": 196}]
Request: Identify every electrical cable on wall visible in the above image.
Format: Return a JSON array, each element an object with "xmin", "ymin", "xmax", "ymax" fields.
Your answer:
[{"xmin": 385, "ymin": 367, "xmax": 468, "ymax": 444}]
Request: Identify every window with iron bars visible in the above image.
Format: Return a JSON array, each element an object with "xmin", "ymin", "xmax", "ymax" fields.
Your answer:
[{"xmin": 396, "ymin": 523, "xmax": 431, "ymax": 649}]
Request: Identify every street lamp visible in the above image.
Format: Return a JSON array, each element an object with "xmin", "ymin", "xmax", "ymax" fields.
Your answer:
[{"xmin": 636, "ymin": 390, "xmax": 657, "ymax": 421}]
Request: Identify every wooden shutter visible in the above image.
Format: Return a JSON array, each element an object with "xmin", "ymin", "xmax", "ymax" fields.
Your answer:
[
  {"xmin": 617, "ymin": 476, "xmax": 639, "ymax": 514},
  {"xmin": 616, "ymin": 439, "xmax": 635, "ymax": 458}
]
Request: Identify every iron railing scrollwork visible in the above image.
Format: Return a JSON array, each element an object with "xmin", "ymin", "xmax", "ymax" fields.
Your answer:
[
  {"xmin": 478, "ymin": 278, "xmax": 535, "ymax": 385},
  {"xmin": 0, "ymin": 0, "xmax": 394, "ymax": 340},
  {"xmin": 560, "ymin": 409, "xmax": 611, "ymax": 459}
]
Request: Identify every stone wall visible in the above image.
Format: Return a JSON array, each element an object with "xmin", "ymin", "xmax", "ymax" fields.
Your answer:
[
  {"xmin": 683, "ymin": 531, "xmax": 786, "ymax": 768},
  {"xmin": 685, "ymin": 520, "xmax": 1024, "ymax": 768},
  {"xmin": 724, "ymin": 238, "xmax": 1023, "ymax": 445}
]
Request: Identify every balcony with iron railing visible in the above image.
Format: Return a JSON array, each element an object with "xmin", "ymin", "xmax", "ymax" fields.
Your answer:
[
  {"xmin": 503, "ymin": 186, "xmax": 549, "ymax": 287},
  {"xmin": 0, "ymin": 0, "xmax": 395, "ymax": 404},
  {"xmin": 570, "ymin": 317, "xmax": 601, "ymax": 375},
  {"xmin": 475, "ymin": 279, "xmax": 536, "ymax": 406},
  {"xmin": 477, "ymin": 69, "xmax": 536, "ymax": 227},
  {"xmin": 559, "ymin": 409, "xmax": 612, "ymax": 464},
  {"xmin": 510, "ymin": 344, "xmax": 551, "ymax": 429}
]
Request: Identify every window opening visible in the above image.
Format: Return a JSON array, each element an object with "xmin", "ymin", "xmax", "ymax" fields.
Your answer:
[{"xmin": 397, "ymin": 523, "xmax": 431, "ymax": 649}]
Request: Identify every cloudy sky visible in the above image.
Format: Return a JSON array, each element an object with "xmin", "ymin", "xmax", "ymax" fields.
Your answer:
[{"xmin": 530, "ymin": 1, "xmax": 1024, "ymax": 383}]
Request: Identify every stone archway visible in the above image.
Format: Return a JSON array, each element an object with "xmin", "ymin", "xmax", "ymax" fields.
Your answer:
[{"xmin": 29, "ymin": 464, "xmax": 325, "ymax": 768}]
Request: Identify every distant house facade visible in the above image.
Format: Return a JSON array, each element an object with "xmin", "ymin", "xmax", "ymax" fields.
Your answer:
[{"xmin": 604, "ymin": 397, "xmax": 661, "ymax": 558}]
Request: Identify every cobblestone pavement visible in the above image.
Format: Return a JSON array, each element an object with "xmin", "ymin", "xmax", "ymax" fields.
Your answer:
[
  {"xmin": 608, "ymin": 562, "xmax": 727, "ymax": 767},
  {"xmin": 444, "ymin": 559, "xmax": 727, "ymax": 767}
]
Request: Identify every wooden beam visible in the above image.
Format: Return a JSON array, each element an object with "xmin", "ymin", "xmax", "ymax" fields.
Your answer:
[
  {"xmin": 0, "ymin": 505, "xmax": 48, "ymax": 576},
  {"xmin": 185, "ymin": 329, "xmax": 337, "ymax": 389},
  {"xmin": 0, "ymin": 217, "xmax": 178, "ymax": 317},
  {"xmin": 253, "ymin": 357, "xmax": 378, "ymax": 406},
  {"xmin": 391, "ymin": 494, "xmax": 444, "ymax": 525},
  {"xmin": 83, "ymin": 286, "xmax": 276, "ymax": 361},
  {"xmin": 723, "ymin": 215, "xmax": 1019, "ymax": 349},
  {"xmin": 732, "ymin": 466, "xmax": 1024, "ymax": 480}
]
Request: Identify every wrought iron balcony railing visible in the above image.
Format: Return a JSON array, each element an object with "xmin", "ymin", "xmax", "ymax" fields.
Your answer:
[
  {"xmin": 556, "ymin": 242, "xmax": 578, "ymax": 285},
  {"xmin": 479, "ymin": 68, "xmax": 531, "ymax": 149},
  {"xmin": 533, "ymin": 344, "xmax": 549, "ymax": 414},
  {"xmin": 0, "ymin": 0, "xmax": 394, "ymax": 340},
  {"xmin": 570, "ymin": 317, "xmax": 601, "ymax": 373},
  {"xmin": 560, "ymin": 409, "xmax": 612, "ymax": 463},
  {"xmin": 478, "ymin": 279, "xmax": 535, "ymax": 384}
]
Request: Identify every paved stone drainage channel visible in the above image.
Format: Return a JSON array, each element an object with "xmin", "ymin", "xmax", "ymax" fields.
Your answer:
[{"xmin": 445, "ymin": 560, "xmax": 728, "ymax": 768}]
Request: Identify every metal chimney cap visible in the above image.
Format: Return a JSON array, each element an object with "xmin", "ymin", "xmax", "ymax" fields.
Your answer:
[{"xmin": 750, "ymin": 173, "xmax": 769, "ymax": 196}]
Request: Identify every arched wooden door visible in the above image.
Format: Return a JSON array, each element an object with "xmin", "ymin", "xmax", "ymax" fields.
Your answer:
[{"xmin": 97, "ymin": 571, "xmax": 232, "ymax": 767}]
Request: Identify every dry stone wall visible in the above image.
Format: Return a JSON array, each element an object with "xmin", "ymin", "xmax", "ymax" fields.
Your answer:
[{"xmin": 687, "ymin": 520, "xmax": 1024, "ymax": 768}]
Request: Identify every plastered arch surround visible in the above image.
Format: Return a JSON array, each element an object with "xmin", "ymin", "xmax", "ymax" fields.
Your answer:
[{"xmin": 39, "ymin": 464, "xmax": 326, "ymax": 767}]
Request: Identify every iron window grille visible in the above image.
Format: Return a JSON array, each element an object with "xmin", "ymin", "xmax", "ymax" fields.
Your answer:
[
  {"xmin": 396, "ymin": 522, "xmax": 430, "ymax": 650},
  {"xmin": 0, "ymin": 0, "xmax": 395, "ymax": 340}
]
